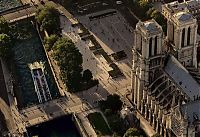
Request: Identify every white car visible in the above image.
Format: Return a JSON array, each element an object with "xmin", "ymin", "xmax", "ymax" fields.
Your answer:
[{"xmin": 116, "ymin": 1, "xmax": 123, "ymax": 5}]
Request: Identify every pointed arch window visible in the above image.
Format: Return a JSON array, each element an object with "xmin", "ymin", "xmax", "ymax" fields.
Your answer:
[
  {"xmin": 154, "ymin": 36, "xmax": 158, "ymax": 55},
  {"xmin": 149, "ymin": 37, "xmax": 152, "ymax": 57},
  {"xmin": 187, "ymin": 27, "xmax": 191, "ymax": 46},
  {"xmin": 140, "ymin": 36, "xmax": 143, "ymax": 54},
  {"xmin": 172, "ymin": 24, "xmax": 174, "ymax": 42},
  {"xmin": 181, "ymin": 28, "xmax": 185, "ymax": 47}
]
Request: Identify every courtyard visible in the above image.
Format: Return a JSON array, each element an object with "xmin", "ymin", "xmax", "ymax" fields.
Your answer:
[{"xmin": 61, "ymin": 9, "xmax": 133, "ymax": 97}]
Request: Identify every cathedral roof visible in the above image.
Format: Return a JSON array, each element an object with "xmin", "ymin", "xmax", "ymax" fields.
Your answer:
[
  {"xmin": 144, "ymin": 20, "xmax": 162, "ymax": 33},
  {"xmin": 164, "ymin": 55, "xmax": 200, "ymax": 100},
  {"xmin": 174, "ymin": 11, "xmax": 193, "ymax": 22},
  {"xmin": 181, "ymin": 100, "xmax": 200, "ymax": 123},
  {"xmin": 136, "ymin": 19, "xmax": 162, "ymax": 36}
]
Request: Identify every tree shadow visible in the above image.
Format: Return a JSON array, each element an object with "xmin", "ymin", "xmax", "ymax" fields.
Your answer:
[{"xmin": 75, "ymin": 83, "xmax": 110, "ymax": 109}]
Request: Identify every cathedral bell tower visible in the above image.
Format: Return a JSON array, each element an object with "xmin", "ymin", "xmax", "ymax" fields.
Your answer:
[
  {"xmin": 167, "ymin": 11, "xmax": 198, "ymax": 67},
  {"xmin": 132, "ymin": 19, "xmax": 164, "ymax": 110}
]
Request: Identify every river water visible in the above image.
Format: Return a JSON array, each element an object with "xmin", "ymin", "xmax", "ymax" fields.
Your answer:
[{"xmin": 26, "ymin": 115, "xmax": 81, "ymax": 137}]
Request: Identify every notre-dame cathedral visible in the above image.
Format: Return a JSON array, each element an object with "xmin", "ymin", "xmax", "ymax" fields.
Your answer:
[{"xmin": 131, "ymin": 3, "xmax": 200, "ymax": 137}]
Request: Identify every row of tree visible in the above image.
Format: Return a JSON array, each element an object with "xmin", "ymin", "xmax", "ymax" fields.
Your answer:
[
  {"xmin": 37, "ymin": 5, "xmax": 97, "ymax": 92},
  {"xmin": 0, "ymin": 5, "xmax": 61, "ymax": 59},
  {"xmin": 0, "ymin": 17, "xmax": 12, "ymax": 58},
  {"xmin": 35, "ymin": 6, "xmax": 61, "ymax": 34},
  {"xmin": 45, "ymin": 35, "xmax": 95, "ymax": 92}
]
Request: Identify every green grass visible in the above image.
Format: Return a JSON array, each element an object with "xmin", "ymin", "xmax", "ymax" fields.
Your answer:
[{"xmin": 87, "ymin": 112, "xmax": 112, "ymax": 136}]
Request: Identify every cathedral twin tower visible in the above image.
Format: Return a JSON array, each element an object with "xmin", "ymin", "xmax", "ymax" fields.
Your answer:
[{"xmin": 132, "ymin": 10, "xmax": 199, "ymax": 137}]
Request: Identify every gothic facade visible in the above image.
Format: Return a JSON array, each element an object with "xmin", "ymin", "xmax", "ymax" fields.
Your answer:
[{"xmin": 132, "ymin": 10, "xmax": 200, "ymax": 137}]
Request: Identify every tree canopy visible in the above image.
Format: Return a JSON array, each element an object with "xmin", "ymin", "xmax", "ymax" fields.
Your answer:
[
  {"xmin": 99, "ymin": 94, "xmax": 123, "ymax": 113},
  {"xmin": 44, "ymin": 34, "xmax": 59, "ymax": 51},
  {"xmin": 52, "ymin": 37, "xmax": 83, "ymax": 91},
  {"xmin": 146, "ymin": 7, "xmax": 167, "ymax": 34},
  {"xmin": 123, "ymin": 128, "xmax": 143, "ymax": 137},
  {"xmin": 0, "ymin": 17, "xmax": 10, "ymax": 34},
  {"xmin": 35, "ymin": 6, "xmax": 60, "ymax": 34},
  {"xmin": 138, "ymin": 0, "xmax": 150, "ymax": 11},
  {"xmin": 0, "ymin": 34, "xmax": 12, "ymax": 58}
]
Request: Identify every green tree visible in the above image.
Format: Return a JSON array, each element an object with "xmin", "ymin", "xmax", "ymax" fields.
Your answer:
[
  {"xmin": 36, "ymin": 6, "xmax": 60, "ymax": 34},
  {"xmin": 123, "ymin": 128, "xmax": 143, "ymax": 137},
  {"xmin": 52, "ymin": 37, "xmax": 83, "ymax": 91},
  {"xmin": 44, "ymin": 34, "xmax": 59, "ymax": 51},
  {"xmin": 139, "ymin": 0, "xmax": 150, "ymax": 11},
  {"xmin": 108, "ymin": 114, "xmax": 122, "ymax": 133},
  {"xmin": 106, "ymin": 94, "xmax": 123, "ymax": 112},
  {"xmin": 147, "ymin": 7, "xmax": 156, "ymax": 17},
  {"xmin": 99, "ymin": 94, "xmax": 123, "ymax": 113},
  {"xmin": 0, "ymin": 17, "xmax": 9, "ymax": 34},
  {"xmin": 146, "ymin": 7, "xmax": 167, "ymax": 34},
  {"xmin": 0, "ymin": 34, "xmax": 11, "ymax": 58},
  {"xmin": 83, "ymin": 69, "xmax": 93, "ymax": 82}
]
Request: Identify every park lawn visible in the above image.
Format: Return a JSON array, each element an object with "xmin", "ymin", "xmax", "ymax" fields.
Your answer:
[{"xmin": 87, "ymin": 112, "xmax": 112, "ymax": 136}]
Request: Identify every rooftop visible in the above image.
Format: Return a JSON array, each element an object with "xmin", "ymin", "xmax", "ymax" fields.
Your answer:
[
  {"xmin": 164, "ymin": 55, "xmax": 200, "ymax": 100},
  {"xmin": 173, "ymin": 11, "xmax": 194, "ymax": 22},
  {"xmin": 181, "ymin": 100, "xmax": 200, "ymax": 123},
  {"xmin": 136, "ymin": 19, "xmax": 162, "ymax": 36}
]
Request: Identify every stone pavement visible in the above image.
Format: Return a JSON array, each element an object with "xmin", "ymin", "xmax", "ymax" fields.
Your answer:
[
  {"xmin": 77, "ymin": 9, "xmax": 134, "ymax": 60},
  {"xmin": 60, "ymin": 10, "xmax": 133, "ymax": 98}
]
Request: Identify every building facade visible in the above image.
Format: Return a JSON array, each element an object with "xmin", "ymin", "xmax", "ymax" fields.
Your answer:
[{"xmin": 132, "ymin": 11, "xmax": 200, "ymax": 137}]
